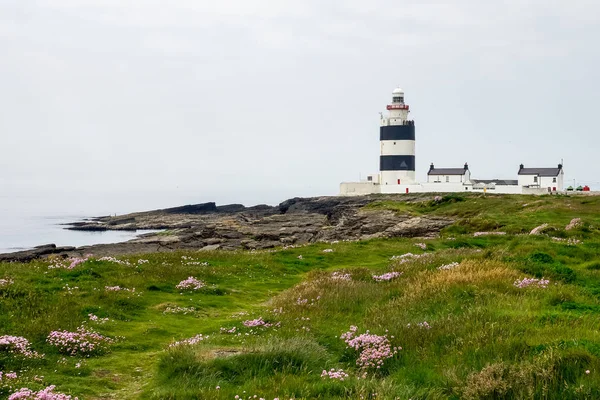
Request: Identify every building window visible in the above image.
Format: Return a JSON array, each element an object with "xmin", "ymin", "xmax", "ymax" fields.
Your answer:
[
  {"xmin": 533, "ymin": 176, "xmax": 538, "ymax": 183},
  {"xmin": 446, "ymin": 176, "xmax": 450, "ymax": 183},
  {"xmin": 367, "ymin": 176, "xmax": 372, "ymax": 181},
  {"xmin": 553, "ymin": 177, "xmax": 557, "ymax": 183}
]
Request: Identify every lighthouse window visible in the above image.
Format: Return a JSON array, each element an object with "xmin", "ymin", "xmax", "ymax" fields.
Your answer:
[{"xmin": 393, "ymin": 96, "xmax": 404, "ymax": 103}]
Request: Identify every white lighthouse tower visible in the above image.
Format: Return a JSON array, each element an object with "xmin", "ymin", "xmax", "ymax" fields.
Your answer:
[{"xmin": 379, "ymin": 87, "xmax": 416, "ymax": 186}]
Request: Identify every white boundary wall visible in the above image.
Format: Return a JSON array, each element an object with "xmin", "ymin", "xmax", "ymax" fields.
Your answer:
[
  {"xmin": 340, "ymin": 182, "xmax": 561, "ymax": 196},
  {"xmin": 339, "ymin": 182, "xmax": 382, "ymax": 196}
]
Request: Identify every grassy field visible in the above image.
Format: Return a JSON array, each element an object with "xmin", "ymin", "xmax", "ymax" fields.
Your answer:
[{"xmin": 1, "ymin": 193, "xmax": 600, "ymax": 399}]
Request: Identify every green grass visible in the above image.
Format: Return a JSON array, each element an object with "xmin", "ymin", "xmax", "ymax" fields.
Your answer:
[{"xmin": 1, "ymin": 194, "xmax": 600, "ymax": 399}]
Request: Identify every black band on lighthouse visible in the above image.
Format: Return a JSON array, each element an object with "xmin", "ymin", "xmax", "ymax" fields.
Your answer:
[
  {"xmin": 380, "ymin": 155, "xmax": 416, "ymax": 171},
  {"xmin": 380, "ymin": 125, "xmax": 415, "ymax": 141}
]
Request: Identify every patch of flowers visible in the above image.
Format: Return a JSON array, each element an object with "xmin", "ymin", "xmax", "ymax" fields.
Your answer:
[
  {"xmin": 437, "ymin": 262, "xmax": 460, "ymax": 271},
  {"xmin": 87, "ymin": 314, "xmax": 110, "ymax": 324},
  {"xmin": 473, "ymin": 232, "xmax": 507, "ymax": 237},
  {"xmin": 551, "ymin": 237, "xmax": 582, "ymax": 245},
  {"xmin": 340, "ymin": 326, "xmax": 400, "ymax": 369},
  {"xmin": 322, "ymin": 249, "xmax": 334, "ymax": 253},
  {"xmin": 62, "ymin": 284, "xmax": 79, "ymax": 295},
  {"xmin": 242, "ymin": 317, "xmax": 267, "ymax": 328},
  {"xmin": 168, "ymin": 334, "xmax": 208, "ymax": 348},
  {"xmin": 372, "ymin": 272, "xmax": 403, "ymax": 282},
  {"xmin": 295, "ymin": 296, "xmax": 320, "ymax": 306},
  {"xmin": 0, "ymin": 335, "xmax": 41, "ymax": 358},
  {"xmin": 220, "ymin": 327, "xmax": 237, "ymax": 334},
  {"xmin": 566, "ymin": 218, "xmax": 582, "ymax": 231},
  {"xmin": 513, "ymin": 277, "xmax": 550, "ymax": 289},
  {"xmin": 176, "ymin": 277, "xmax": 206, "ymax": 291},
  {"xmin": 97, "ymin": 257, "xmax": 132, "ymax": 266},
  {"xmin": 417, "ymin": 321, "xmax": 431, "ymax": 330},
  {"xmin": 321, "ymin": 368, "xmax": 349, "ymax": 381},
  {"xmin": 414, "ymin": 242, "xmax": 427, "ymax": 250},
  {"xmin": 104, "ymin": 286, "xmax": 135, "ymax": 293},
  {"xmin": 47, "ymin": 326, "xmax": 114, "ymax": 356},
  {"xmin": 8, "ymin": 385, "xmax": 78, "ymax": 400},
  {"xmin": 137, "ymin": 259, "xmax": 149, "ymax": 265},
  {"xmin": 0, "ymin": 371, "xmax": 18, "ymax": 381},
  {"xmin": 0, "ymin": 278, "xmax": 14, "ymax": 287},
  {"xmin": 390, "ymin": 253, "xmax": 429, "ymax": 263},
  {"xmin": 331, "ymin": 271, "xmax": 352, "ymax": 281},
  {"xmin": 48, "ymin": 257, "xmax": 89, "ymax": 270},
  {"xmin": 180, "ymin": 256, "xmax": 209, "ymax": 266}
]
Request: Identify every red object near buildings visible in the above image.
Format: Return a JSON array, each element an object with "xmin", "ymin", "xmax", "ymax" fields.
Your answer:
[
  {"xmin": 397, "ymin": 179, "xmax": 401, "ymax": 184},
  {"xmin": 583, "ymin": 186, "xmax": 591, "ymax": 191},
  {"xmin": 406, "ymin": 188, "xmax": 409, "ymax": 194}
]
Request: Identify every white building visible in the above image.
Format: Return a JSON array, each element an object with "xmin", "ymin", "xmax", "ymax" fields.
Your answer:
[
  {"xmin": 427, "ymin": 163, "xmax": 471, "ymax": 184},
  {"xmin": 339, "ymin": 87, "xmax": 565, "ymax": 196},
  {"xmin": 517, "ymin": 164, "xmax": 564, "ymax": 192}
]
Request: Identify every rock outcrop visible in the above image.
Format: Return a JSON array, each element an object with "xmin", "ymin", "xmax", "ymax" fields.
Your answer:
[{"xmin": 0, "ymin": 194, "xmax": 454, "ymax": 261}]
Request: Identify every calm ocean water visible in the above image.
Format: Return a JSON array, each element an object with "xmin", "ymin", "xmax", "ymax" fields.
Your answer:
[{"xmin": 0, "ymin": 195, "xmax": 159, "ymax": 254}]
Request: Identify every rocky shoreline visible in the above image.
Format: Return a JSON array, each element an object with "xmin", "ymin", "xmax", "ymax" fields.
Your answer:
[{"xmin": 0, "ymin": 194, "xmax": 452, "ymax": 262}]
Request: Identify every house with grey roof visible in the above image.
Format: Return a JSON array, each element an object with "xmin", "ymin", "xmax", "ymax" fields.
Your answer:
[
  {"xmin": 518, "ymin": 164, "xmax": 564, "ymax": 191},
  {"xmin": 427, "ymin": 163, "xmax": 471, "ymax": 184}
]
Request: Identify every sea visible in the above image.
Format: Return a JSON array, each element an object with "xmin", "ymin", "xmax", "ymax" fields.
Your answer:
[{"xmin": 0, "ymin": 195, "xmax": 162, "ymax": 254}]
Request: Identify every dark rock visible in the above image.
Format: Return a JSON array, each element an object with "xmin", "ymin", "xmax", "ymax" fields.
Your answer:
[
  {"xmin": 162, "ymin": 203, "xmax": 218, "ymax": 215},
  {"xmin": 0, "ymin": 244, "xmax": 76, "ymax": 263},
  {"xmin": 216, "ymin": 204, "xmax": 247, "ymax": 213}
]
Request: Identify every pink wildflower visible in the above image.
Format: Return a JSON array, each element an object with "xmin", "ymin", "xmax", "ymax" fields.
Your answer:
[
  {"xmin": 0, "ymin": 335, "xmax": 41, "ymax": 358},
  {"xmin": 176, "ymin": 277, "xmax": 205, "ymax": 291},
  {"xmin": 372, "ymin": 272, "xmax": 403, "ymax": 282},
  {"xmin": 331, "ymin": 271, "xmax": 352, "ymax": 281},
  {"xmin": 513, "ymin": 277, "xmax": 550, "ymax": 289},
  {"xmin": 8, "ymin": 385, "xmax": 78, "ymax": 400},
  {"xmin": 321, "ymin": 368, "xmax": 349, "ymax": 381},
  {"xmin": 340, "ymin": 326, "xmax": 399, "ymax": 369},
  {"xmin": 47, "ymin": 326, "xmax": 114, "ymax": 356},
  {"xmin": 169, "ymin": 334, "xmax": 208, "ymax": 348},
  {"xmin": 566, "ymin": 218, "xmax": 582, "ymax": 231}
]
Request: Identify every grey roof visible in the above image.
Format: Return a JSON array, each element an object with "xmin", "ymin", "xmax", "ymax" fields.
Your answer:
[
  {"xmin": 518, "ymin": 168, "xmax": 561, "ymax": 177},
  {"xmin": 427, "ymin": 168, "xmax": 466, "ymax": 175},
  {"xmin": 472, "ymin": 179, "xmax": 518, "ymax": 186}
]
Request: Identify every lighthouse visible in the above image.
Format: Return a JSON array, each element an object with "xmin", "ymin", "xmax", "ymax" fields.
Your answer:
[{"xmin": 379, "ymin": 87, "xmax": 416, "ymax": 185}]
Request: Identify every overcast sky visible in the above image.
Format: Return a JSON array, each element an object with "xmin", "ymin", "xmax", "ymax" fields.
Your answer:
[{"xmin": 1, "ymin": 0, "xmax": 599, "ymax": 215}]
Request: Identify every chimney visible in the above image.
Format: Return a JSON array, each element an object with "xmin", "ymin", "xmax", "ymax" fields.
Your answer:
[
  {"xmin": 519, "ymin": 163, "xmax": 524, "ymax": 170},
  {"xmin": 558, "ymin": 163, "xmax": 563, "ymax": 169},
  {"xmin": 430, "ymin": 163, "xmax": 434, "ymax": 170},
  {"xmin": 464, "ymin": 162, "xmax": 469, "ymax": 170}
]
